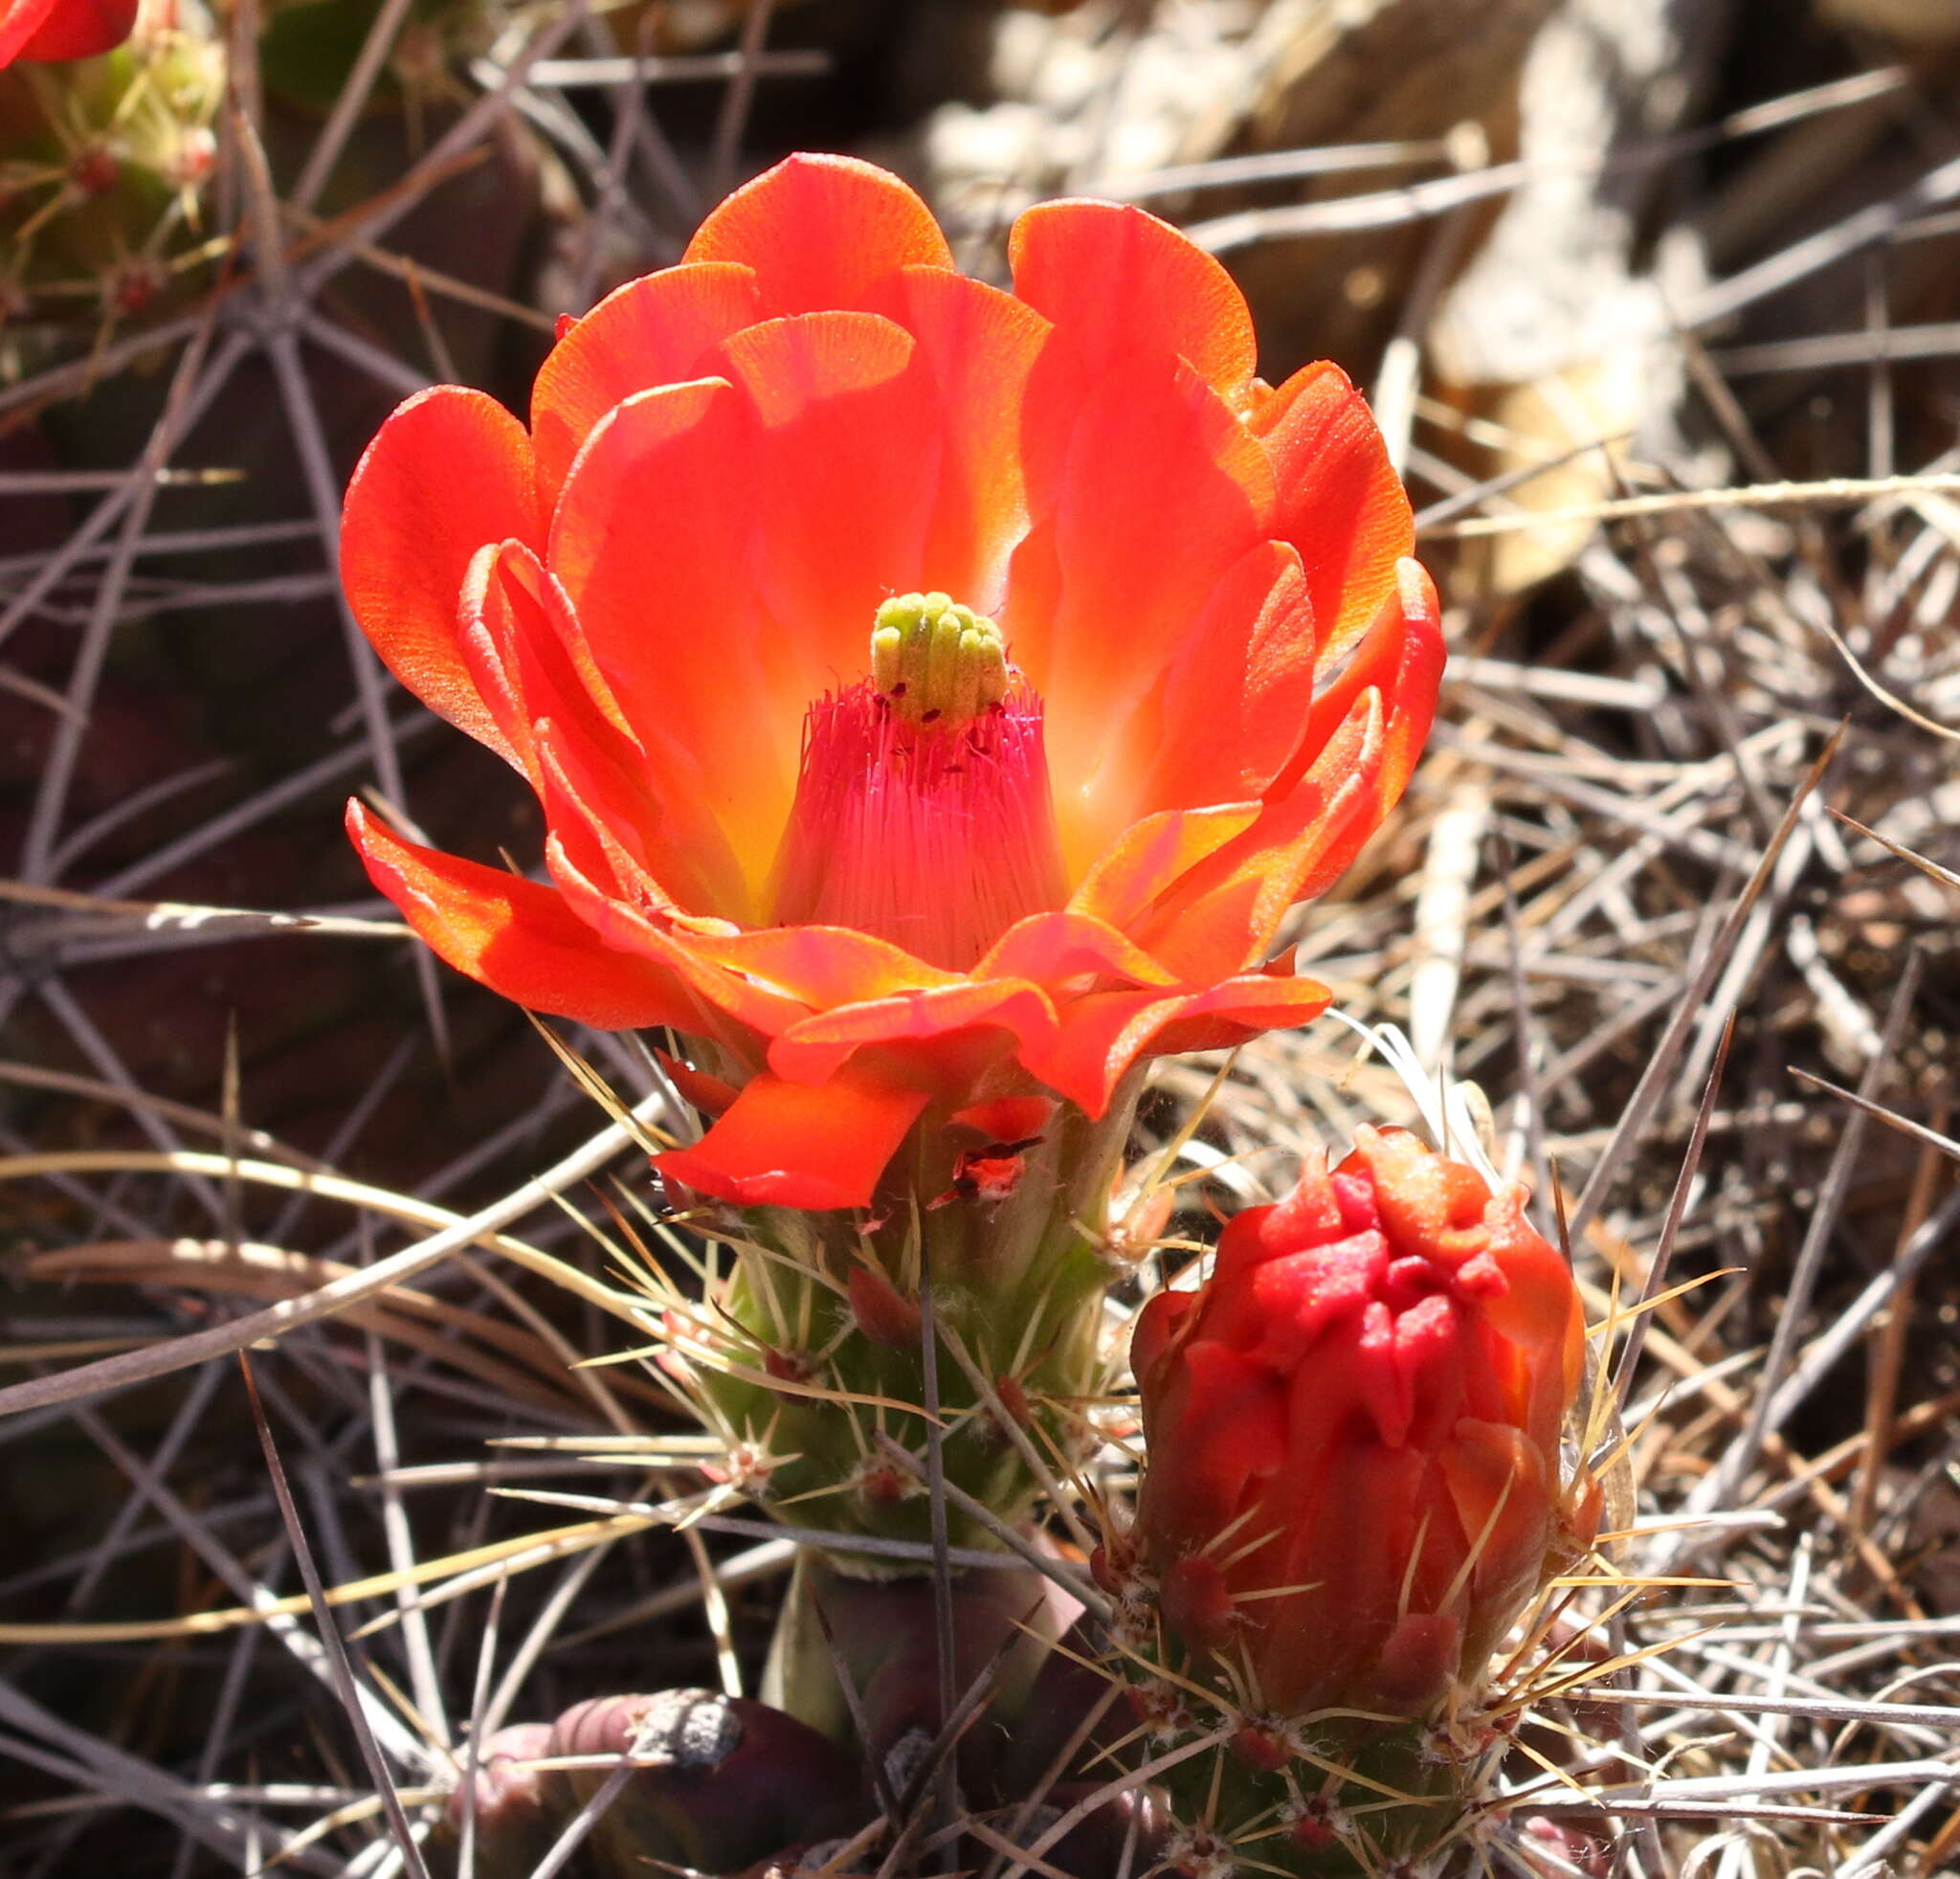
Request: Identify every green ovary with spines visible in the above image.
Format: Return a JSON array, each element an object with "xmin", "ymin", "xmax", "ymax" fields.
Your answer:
[
  {"xmin": 676, "ymin": 1096, "xmax": 1135, "ymax": 1557},
  {"xmin": 1151, "ymin": 1709, "xmax": 1488, "ymax": 1879}
]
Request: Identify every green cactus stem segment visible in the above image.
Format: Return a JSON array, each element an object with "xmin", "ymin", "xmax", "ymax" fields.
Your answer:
[
  {"xmin": 665, "ymin": 1078, "xmax": 1145, "ymax": 1563},
  {"xmin": 871, "ymin": 592, "xmax": 1009, "ymax": 725}
]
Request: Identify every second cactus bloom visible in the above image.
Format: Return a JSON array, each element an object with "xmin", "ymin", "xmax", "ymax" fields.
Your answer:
[
  {"xmin": 1119, "ymin": 1131, "xmax": 1602, "ymax": 1876},
  {"xmin": 1120, "ymin": 1130, "xmax": 1601, "ymax": 1873},
  {"xmin": 1132, "ymin": 1128, "xmax": 1596, "ymax": 1720}
]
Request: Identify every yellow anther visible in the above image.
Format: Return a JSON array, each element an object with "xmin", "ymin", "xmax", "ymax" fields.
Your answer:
[{"xmin": 871, "ymin": 593, "xmax": 1009, "ymax": 725}]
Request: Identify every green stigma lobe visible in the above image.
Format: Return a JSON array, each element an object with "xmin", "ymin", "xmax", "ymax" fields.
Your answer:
[{"xmin": 871, "ymin": 593, "xmax": 1009, "ymax": 725}]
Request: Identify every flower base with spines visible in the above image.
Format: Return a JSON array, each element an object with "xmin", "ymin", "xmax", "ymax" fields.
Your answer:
[
  {"xmin": 1110, "ymin": 1644, "xmax": 1511, "ymax": 1878},
  {"xmin": 663, "ymin": 1091, "xmax": 1139, "ymax": 1556}
]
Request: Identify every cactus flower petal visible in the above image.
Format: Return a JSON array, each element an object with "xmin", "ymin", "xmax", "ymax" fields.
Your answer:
[
  {"xmin": 342, "ymin": 389, "xmax": 543, "ymax": 769},
  {"xmin": 348, "ymin": 801, "xmax": 693, "ymax": 1033},
  {"xmin": 655, "ymin": 1066, "xmax": 930, "ymax": 1211},
  {"xmin": 1, "ymin": 0, "xmax": 138, "ymax": 65},
  {"xmin": 682, "ymin": 150, "xmax": 954, "ymax": 315},
  {"xmin": 1249, "ymin": 358, "xmax": 1417, "ymax": 666},
  {"xmin": 1010, "ymin": 198, "xmax": 1258, "ymax": 398}
]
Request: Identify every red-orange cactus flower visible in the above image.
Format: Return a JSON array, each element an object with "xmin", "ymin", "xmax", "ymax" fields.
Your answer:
[
  {"xmin": 0, "ymin": 0, "xmax": 139, "ymax": 64},
  {"xmin": 343, "ymin": 155, "xmax": 1443, "ymax": 1211},
  {"xmin": 1130, "ymin": 1129, "xmax": 1593, "ymax": 1718}
]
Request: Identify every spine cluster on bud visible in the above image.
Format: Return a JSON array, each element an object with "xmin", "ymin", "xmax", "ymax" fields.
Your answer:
[{"xmin": 869, "ymin": 591, "xmax": 1010, "ymax": 726}]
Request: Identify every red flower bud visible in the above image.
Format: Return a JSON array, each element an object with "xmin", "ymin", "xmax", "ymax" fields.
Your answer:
[{"xmin": 1132, "ymin": 1128, "xmax": 1592, "ymax": 1719}]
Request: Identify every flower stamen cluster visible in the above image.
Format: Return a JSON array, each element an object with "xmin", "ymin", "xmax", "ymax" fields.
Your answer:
[{"xmin": 870, "ymin": 591, "xmax": 1010, "ymax": 725}]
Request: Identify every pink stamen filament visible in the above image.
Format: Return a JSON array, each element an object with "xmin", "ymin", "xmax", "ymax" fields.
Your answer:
[{"xmin": 771, "ymin": 676, "xmax": 1068, "ymax": 971}]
